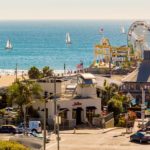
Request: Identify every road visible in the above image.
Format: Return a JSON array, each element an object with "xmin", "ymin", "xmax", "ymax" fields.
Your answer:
[
  {"xmin": 1, "ymin": 128, "xmax": 149, "ymax": 150},
  {"xmin": 46, "ymin": 128, "xmax": 150, "ymax": 150}
]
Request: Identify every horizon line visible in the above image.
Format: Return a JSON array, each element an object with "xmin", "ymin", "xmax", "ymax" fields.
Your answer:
[{"xmin": 0, "ymin": 18, "xmax": 149, "ymax": 21}]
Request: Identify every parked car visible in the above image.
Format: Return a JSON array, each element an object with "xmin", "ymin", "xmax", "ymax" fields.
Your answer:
[
  {"xmin": 138, "ymin": 126, "xmax": 150, "ymax": 132},
  {"xmin": 130, "ymin": 132, "xmax": 150, "ymax": 143},
  {"xmin": 0, "ymin": 125, "xmax": 18, "ymax": 134},
  {"xmin": 135, "ymin": 111, "xmax": 141, "ymax": 118}
]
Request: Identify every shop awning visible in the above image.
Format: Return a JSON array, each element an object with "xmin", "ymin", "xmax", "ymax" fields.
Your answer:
[
  {"xmin": 59, "ymin": 108, "xmax": 69, "ymax": 112},
  {"xmin": 73, "ymin": 107, "xmax": 83, "ymax": 110},
  {"xmin": 86, "ymin": 106, "xmax": 97, "ymax": 109}
]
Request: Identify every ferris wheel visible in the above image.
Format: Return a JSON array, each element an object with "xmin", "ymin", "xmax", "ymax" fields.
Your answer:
[{"xmin": 127, "ymin": 21, "xmax": 150, "ymax": 58}]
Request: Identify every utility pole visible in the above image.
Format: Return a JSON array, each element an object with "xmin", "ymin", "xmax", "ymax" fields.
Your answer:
[
  {"xmin": 24, "ymin": 105, "xmax": 26, "ymax": 135},
  {"xmin": 54, "ymin": 74, "xmax": 57, "ymax": 133},
  {"xmin": 64, "ymin": 63, "xmax": 66, "ymax": 74},
  {"xmin": 43, "ymin": 91, "xmax": 48, "ymax": 150},
  {"xmin": 57, "ymin": 105, "xmax": 60, "ymax": 150},
  {"xmin": 109, "ymin": 48, "xmax": 112, "ymax": 77},
  {"xmin": 141, "ymin": 88, "xmax": 145, "ymax": 129},
  {"xmin": 15, "ymin": 63, "xmax": 18, "ymax": 82}
]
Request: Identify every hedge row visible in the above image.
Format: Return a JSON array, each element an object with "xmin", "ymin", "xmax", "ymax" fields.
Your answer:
[{"xmin": 0, "ymin": 141, "xmax": 30, "ymax": 150}]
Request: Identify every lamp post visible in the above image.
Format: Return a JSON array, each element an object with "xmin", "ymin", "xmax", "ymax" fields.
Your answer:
[
  {"xmin": 141, "ymin": 88, "xmax": 145, "ymax": 129},
  {"xmin": 24, "ymin": 105, "xmax": 27, "ymax": 135},
  {"xmin": 54, "ymin": 74, "xmax": 57, "ymax": 133},
  {"xmin": 15, "ymin": 63, "xmax": 18, "ymax": 82},
  {"xmin": 56, "ymin": 104, "xmax": 60, "ymax": 150},
  {"xmin": 43, "ymin": 91, "xmax": 48, "ymax": 150},
  {"xmin": 64, "ymin": 63, "xmax": 66, "ymax": 74}
]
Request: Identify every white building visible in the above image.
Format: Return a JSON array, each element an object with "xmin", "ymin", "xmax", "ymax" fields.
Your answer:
[{"xmin": 33, "ymin": 73, "xmax": 101, "ymax": 128}]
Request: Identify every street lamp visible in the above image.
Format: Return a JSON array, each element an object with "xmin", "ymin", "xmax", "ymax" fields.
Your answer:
[
  {"xmin": 54, "ymin": 75, "xmax": 57, "ymax": 134},
  {"xmin": 43, "ymin": 91, "xmax": 49, "ymax": 150},
  {"xmin": 56, "ymin": 104, "xmax": 61, "ymax": 150},
  {"xmin": 141, "ymin": 88, "xmax": 145, "ymax": 129}
]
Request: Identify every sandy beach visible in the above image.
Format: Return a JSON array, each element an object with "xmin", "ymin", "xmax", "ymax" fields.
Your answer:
[{"xmin": 0, "ymin": 75, "xmax": 28, "ymax": 88}]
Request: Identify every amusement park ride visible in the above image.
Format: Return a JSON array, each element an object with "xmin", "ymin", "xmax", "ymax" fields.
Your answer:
[
  {"xmin": 127, "ymin": 21, "xmax": 150, "ymax": 59},
  {"xmin": 92, "ymin": 21, "xmax": 150, "ymax": 74},
  {"xmin": 93, "ymin": 37, "xmax": 132, "ymax": 74}
]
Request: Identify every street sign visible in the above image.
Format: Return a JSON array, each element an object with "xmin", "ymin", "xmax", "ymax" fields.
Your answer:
[{"xmin": 55, "ymin": 116, "xmax": 61, "ymax": 124}]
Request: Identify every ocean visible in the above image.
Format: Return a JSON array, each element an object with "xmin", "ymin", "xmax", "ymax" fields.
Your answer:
[{"xmin": 0, "ymin": 20, "xmax": 138, "ymax": 73}]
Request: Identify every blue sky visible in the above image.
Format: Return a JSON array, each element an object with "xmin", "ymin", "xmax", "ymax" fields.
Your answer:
[{"xmin": 0, "ymin": 0, "xmax": 149, "ymax": 20}]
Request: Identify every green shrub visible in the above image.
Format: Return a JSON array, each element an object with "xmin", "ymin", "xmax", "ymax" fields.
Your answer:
[
  {"xmin": 0, "ymin": 141, "xmax": 30, "ymax": 150},
  {"xmin": 117, "ymin": 116, "xmax": 126, "ymax": 127}
]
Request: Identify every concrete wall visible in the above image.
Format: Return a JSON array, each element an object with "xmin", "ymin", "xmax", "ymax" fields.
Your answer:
[
  {"xmin": 105, "ymin": 118, "xmax": 114, "ymax": 128},
  {"xmin": 37, "ymin": 80, "xmax": 70, "ymax": 96}
]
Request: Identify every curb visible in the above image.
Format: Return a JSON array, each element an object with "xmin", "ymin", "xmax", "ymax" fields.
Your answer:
[{"xmin": 102, "ymin": 127, "xmax": 123, "ymax": 133}]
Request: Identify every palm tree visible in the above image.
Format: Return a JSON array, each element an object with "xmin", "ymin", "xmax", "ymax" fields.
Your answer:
[
  {"xmin": 28, "ymin": 66, "xmax": 42, "ymax": 79},
  {"xmin": 101, "ymin": 80, "xmax": 119, "ymax": 106},
  {"xmin": 42, "ymin": 66, "xmax": 53, "ymax": 77},
  {"xmin": 108, "ymin": 93, "xmax": 125, "ymax": 124},
  {"xmin": 7, "ymin": 79, "xmax": 42, "ymax": 121}
]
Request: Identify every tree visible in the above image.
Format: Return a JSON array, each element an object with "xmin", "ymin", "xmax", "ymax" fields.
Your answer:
[
  {"xmin": 28, "ymin": 66, "xmax": 41, "ymax": 79},
  {"xmin": 42, "ymin": 66, "xmax": 53, "ymax": 77},
  {"xmin": 108, "ymin": 94, "xmax": 124, "ymax": 124},
  {"xmin": 0, "ymin": 93, "xmax": 7, "ymax": 109},
  {"xmin": 7, "ymin": 79, "xmax": 42, "ymax": 121},
  {"xmin": 101, "ymin": 80, "xmax": 119, "ymax": 106}
]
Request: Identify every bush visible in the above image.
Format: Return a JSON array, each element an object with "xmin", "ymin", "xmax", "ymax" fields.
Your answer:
[
  {"xmin": 0, "ymin": 141, "xmax": 30, "ymax": 150},
  {"xmin": 117, "ymin": 116, "xmax": 126, "ymax": 127}
]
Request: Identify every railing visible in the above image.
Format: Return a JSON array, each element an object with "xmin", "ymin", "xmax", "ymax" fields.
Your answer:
[
  {"xmin": 92, "ymin": 112, "xmax": 114, "ymax": 128},
  {"xmin": 104, "ymin": 112, "xmax": 114, "ymax": 122}
]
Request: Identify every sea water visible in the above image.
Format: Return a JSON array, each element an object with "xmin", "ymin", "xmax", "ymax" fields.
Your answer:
[{"xmin": 0, "ymin": 20, "xmax": 143, "ymax": 73}]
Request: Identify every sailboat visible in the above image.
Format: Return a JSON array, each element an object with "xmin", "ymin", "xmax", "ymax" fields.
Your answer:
[
  {"xmin": 66, "ymin": 32, "xmax": 71, "ymax": 44},
  {"xmin": 99, "ymin": 28, "xmax": 104, "ymax": 34},
  {"xmin": 5, "ymin": 39, "xmax": 13, "ymax": 49},
  {"xmin": 121, "ymin": 26, "xmax": 126, "ymax": 34}
]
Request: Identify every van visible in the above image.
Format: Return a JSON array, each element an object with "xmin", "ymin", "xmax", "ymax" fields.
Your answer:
[
  {"xmin": 29, "ymin": 121, "xmax": 42, "ymax": 133},
  {"xmin": 17, "ymin": 121, "xmax": 42, "ymax": 133}
]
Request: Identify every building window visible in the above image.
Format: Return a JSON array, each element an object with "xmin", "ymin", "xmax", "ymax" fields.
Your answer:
[
  {"xmin": 86, "ymin": 107, "xmax": 96, "ymax": 123},
  {"xmin": 59, "ymin": 111, "xmax": 67, "ymax": 119},
  {"xmin": 72, "ymin": 110, "xmax": 76, "ymax": 119}
]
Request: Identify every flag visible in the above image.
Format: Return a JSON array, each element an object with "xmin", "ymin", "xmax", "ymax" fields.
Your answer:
[
  {"xmin": 76, "ymin": 64, "xmax": 81, "ymax": 69},
  {"xmin": 76, "ymin": 62, "xmax": 83, "ymax": 70}
]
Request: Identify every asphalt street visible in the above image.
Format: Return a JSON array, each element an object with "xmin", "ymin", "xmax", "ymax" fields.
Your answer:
[{"xmin": 46, "ymin": 128, "xmax": 150, "ymax": 150}]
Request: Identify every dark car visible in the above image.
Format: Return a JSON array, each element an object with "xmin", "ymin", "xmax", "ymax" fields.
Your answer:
[
  {"xmin": 0, "ymin": 125, "xmax": 18, "ymax": 134},
  {"xmin": 135, "ymin": 111, "xmax": 141, "ymax": 118},
  {"xmin": 130, "ymin": 132, "xmax": 150, "ymax": 143},
  {"xmin": 138, "ymin": 126, "xmax": 150, "ymax": 132}
]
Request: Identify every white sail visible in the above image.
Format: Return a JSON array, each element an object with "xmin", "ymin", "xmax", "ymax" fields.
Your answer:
[
  {"xmin": 66, "ymin": 33, "xmax": 71, "ymax": 44},
  {"xmin": 5, "ymin": 39, "xmax": 13, "ymax": 49},
  {"xmin": 121, "ymin": 26, "xmax": 126, "ymax": 34}
]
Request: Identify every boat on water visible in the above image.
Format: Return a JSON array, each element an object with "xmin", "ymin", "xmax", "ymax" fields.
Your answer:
[
  {"xmin": 121, "ymin": 26, "xmax": 126, "ymax": 34},
  {"xmin": 66, "ymin": 32, "xmax": 71, "ymax": 44},
  {"xmin": 5, "ymin": 39, "xmax": 13, "ymax": 49},
  {"xmin": 99, "ymin": 28, "xmax": 104, "ymax": 34}
]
